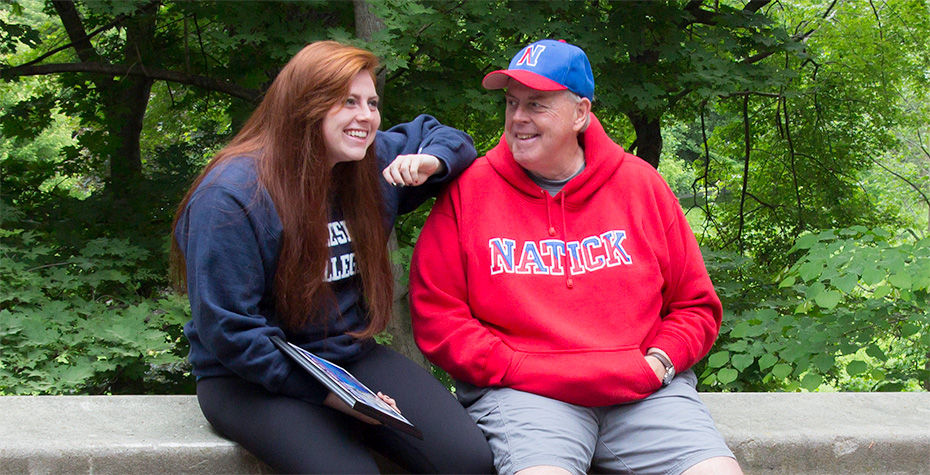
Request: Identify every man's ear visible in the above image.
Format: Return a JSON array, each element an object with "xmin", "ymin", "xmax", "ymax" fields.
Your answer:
[{"xmin": 574, "ymin": 97, "xmax": 592, "ymax": 132}]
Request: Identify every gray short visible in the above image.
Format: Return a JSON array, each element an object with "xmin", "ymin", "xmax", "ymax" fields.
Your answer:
[{"xmin": 456, "ymin": 370, "xmax": 735, "ymax": 475}]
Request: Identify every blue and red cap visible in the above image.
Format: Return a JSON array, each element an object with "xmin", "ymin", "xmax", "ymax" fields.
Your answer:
[{"xmin": 482, "ymin": 39, "xmax": 594, "ymax": 101}]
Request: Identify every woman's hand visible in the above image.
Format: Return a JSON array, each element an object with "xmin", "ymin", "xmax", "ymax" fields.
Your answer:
[
  {"xmin": 382, "ymin": 154, "xmax": 444, "ymax": 187},
  {"xmin": 323, "ymin": 391, "xmax": 402, "ymax": 425},
  {"xmin": 376, "ymin": 391, "xmax": 400, "ymax": 413}
]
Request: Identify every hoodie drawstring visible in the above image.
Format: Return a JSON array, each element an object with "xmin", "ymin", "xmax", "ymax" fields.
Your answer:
[
  {"xmin": 544, "ymin": 191, "xmax": 556, "ymax": 237},
  {"xmin": 543, "ymin": 191, "xmax": 574, "ymax": 289},
  {"xmin": 560, "ymin": 193, "xmax": 574, "ymax": 289}
]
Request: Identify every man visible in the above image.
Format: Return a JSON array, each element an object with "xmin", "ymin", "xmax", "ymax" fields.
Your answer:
[{"xmin": 409, "ymin": 39, "xmax": 742, "ymax": 475}]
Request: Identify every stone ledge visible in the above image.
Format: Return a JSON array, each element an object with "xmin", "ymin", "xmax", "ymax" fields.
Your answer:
[
  {"xmin": 1, "ymin": 393, "xmax": 928, "ymax": 474},
  {"xmin": 701, "ymin": 392, "xmax": 930, "ymax": 475}
]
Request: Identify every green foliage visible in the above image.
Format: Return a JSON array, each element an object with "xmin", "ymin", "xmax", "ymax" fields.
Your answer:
[
  {"xmin": 693, "ymin": 0, "xmax": 930, "ymax": 268},
  {"xmin": 0, "ymin": 2, "xmax": 41, "ymax": 54},
  {"xmin": 0, "ymin": 225, "xmax": 192, "ymax": 395},
  {"xmin": 2, "ymin": 0, "xmax": 928, "ymax": 395},
  {"xmin": 702, "ymin": 227, "xmax": 929, "ymax": 392}
]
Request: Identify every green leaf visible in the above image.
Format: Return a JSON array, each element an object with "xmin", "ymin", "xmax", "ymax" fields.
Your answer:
[
  {"xmin": 846, "ymin": 360, "xmax": 868, "ymax": 376},
  {"xmin": 798, "ymin": 261, "xmax": 824, "ymax": 282},
  {"xmin": 812, "ymin": 353, "xmax": 835, "ymax": 373},
  {"xmin": 731, "ymin": 353, "xmax": 754, "ymax": 371},
  {"xmin": 707, "ymin": 351, "xmax": 730, "ymax": 368},
  {"xmin": 793, "ymin": 233, "xmax": 819, "ymax": 251},
  {"xmin": 865, "ymin": 345, "xmax": 887, "ymax": 361},
  {"xmin": 758, "ymin": 353, "xmax": 778, "ymax": 370},
  {"xmin": 716, "ymin": 368, "xmax": 738, "ymax": 385},
  {"xmin": 831, "ymin": 273, "xmax": 859, "ymax": 293},
  {"xmin": 901, "ymin": 323, "xmax": 920, "ymax": 338},
  {"xmin": 874, "ymin": 285, "xmax": 892, "ymax": 298},
  {"xmin": 888, "ymin": 272, "xmax": 912, "ymax": 290},
  {"xmin": 861, "ymin": 266, "xmax": 885, "ymax": 286},
  {"xmin": 779, "ymin": 275, "xmax": 796, "ymax": 288},
  {"xmin": 814, "ymin": 290, "xmax": 842, "ymax": 309},
  {"xmin": 771, "ymin": 364, "xmax": 793, "ymax": 379},
  {"xmin": 729, "ymin": 322, "xmax": 751, "ymax": 338},
  {"xmin": 800, "ymin": 372, "xmax": 823, "ymax": 391}
]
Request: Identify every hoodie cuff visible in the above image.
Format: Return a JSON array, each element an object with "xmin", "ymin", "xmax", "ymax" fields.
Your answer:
[
  {"xmin": 649, "ymin": 333, "xmax": 693, "ymax": 373},
  {"xmin": 419, "ymin": 148, "xmax": 455, "ymax": 183},
  {"xmin": 278, "ymin": 366, "xmax": 328, "ymax": 405}
]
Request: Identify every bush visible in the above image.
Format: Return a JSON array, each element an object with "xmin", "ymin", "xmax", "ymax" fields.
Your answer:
[
  {"xmin": 0, "ymin": 226, "xmax": 192, "ymax": 395},
  {"xmin": 702, "ymin": 227, "xmax": 930, "ymax": 392}
]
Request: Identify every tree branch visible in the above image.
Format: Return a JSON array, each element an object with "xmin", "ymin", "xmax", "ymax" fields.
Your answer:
[
  {"xmin": 1, "ymin": 62, "xmax": 260, "ymax": 103},
  {"xmin": 738, "ymin": 95, "xmax": 752, "ymax": 253},
  {"xmin": 782, "ymin": 92, "xmax": 805, "ymax": 230},
  {"xmin": 51, "ymin": 0, "xmax": 101, "ymax": 63},
  {"xmin": 682, "ymin": 0, "xmax": 772, "ymax": 27},
  {"xmin": 868, "ymin": 156, "xmax": 930, "ymax": 209},
  {"xmin": 24, "ymin": 1, "xmax": 161, "ymax": 69}
]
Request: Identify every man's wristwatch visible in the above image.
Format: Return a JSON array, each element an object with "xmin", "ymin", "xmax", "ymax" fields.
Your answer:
[{"xmin": 648, "ymin": 351, "xmax": 676, "ymax": 386}]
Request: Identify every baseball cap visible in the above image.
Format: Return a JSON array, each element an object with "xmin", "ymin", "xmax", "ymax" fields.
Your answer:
[{"xmin": 482, "ymin": 39, "xmax": 594, "ymax": 100}]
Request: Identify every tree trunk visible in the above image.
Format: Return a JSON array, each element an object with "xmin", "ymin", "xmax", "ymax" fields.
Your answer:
[
  {"xmin": 353, "ymin": 0, "xmax": 387, "ymax": 98},
  {"xmin": 628, "ymin": 112, "xmax": 663, "ymax": 168},
  {"xmin": 52, "ymin": 1, "xmax": 156, "ymax": 202},
  {"xmin": 108, "ymin": 6, "xmax": 157, "ymax": 202},
  {"xmin": 353, "ymin": 1, "xmax": 430, "ymax": 368},
  {"xmin": 386, "ymin": 232, "xmax": 430, "ymax": 370},
  {"xmin": 108, "ymin": 78, "xmax": 152, "ymax": 201}
]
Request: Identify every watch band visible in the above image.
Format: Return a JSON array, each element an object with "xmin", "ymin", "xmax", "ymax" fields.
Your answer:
[{"xmin": 648, "ymin": 351, "xmax": 676, "ymax": 386}]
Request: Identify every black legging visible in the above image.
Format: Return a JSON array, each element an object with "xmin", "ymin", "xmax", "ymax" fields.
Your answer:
[{"xmin": 197, "ymin": 344, "xmax": 494, "ymax": 474}]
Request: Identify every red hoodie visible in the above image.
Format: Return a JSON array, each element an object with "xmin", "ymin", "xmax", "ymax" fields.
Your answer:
[{"xmin": 410, "ymin": 115, "xmax": 721, "ymax": 407}]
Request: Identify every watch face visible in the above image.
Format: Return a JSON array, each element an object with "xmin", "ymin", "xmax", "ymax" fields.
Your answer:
[{"xmin": 663, "ymin": 368, "xmax": 675, "ymax": 385}]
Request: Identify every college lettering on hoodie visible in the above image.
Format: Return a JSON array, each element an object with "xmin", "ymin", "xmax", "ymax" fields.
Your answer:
[
  {"xmin": 324, "ymin": 220, "xmax": 357, "ymax": 282},
  {"xmin": 489, "ymin": 230, "xmax": 632, "ymax": 275}
]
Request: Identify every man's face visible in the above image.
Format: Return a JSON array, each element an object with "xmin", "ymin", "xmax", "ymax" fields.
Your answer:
[{"xmin": 504, "ymin": 81, "xmax": 589, "ymax": 180}]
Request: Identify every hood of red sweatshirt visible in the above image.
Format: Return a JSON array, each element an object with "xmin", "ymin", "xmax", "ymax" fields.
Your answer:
[{"xmin": 485, "ymin": 114, "xmax": 628, "ymax": 207}]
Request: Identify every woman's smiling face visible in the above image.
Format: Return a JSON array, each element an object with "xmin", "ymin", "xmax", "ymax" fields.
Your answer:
[{"xmin": 323, "ymin": 71, "xmax": 381, "ymax": 167}]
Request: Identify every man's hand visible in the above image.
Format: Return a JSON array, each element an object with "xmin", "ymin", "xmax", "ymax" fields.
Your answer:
[
  {"xmin": 382, "ymin": 154, "xmax": 443, "ymax": 187},
  {"xmin": 644, "ymin": 354, "xmax": 666, "ymax": 382}
]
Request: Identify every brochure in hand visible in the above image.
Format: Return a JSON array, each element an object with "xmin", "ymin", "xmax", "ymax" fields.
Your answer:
[{"xmin": 270, "ymin": 335, "xmax": 423, "ymax": 439}]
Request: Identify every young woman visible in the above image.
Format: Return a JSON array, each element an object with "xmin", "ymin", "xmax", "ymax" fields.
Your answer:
[{"xmin": 170, "ymin": 41, "xmax": 493, "ymax": 473}]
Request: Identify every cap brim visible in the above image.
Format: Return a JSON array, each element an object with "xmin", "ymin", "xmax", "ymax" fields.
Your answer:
[{"xmin": 482, "ymin": 70, "xmax": 568, "ymax": 92}]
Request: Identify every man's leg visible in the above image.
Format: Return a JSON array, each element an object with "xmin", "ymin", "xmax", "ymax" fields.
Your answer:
[
  {"xmin": 515, "ymin": 466, "xmax": 573, "ymax": 475},
  {"xmin": 593, "ymin": 370, "xmax": 741, "ymax": 475},
  {"xmin": 682, "ymin": 456, "xmax": 743, "ymax": 475},
  {"xmin": 456, "ymin": 381, "xmax": 599, "ymax": 475}
]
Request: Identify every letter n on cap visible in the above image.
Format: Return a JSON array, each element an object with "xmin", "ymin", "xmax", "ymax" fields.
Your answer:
[{"xmin": 516, "ymin": 45, "xmax": 546, "ymax": 67}]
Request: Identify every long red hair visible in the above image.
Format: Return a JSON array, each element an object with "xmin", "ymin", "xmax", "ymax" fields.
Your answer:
[{"xmin": 170, "ymin": 41, "xmax": 393, "ymax": 339}]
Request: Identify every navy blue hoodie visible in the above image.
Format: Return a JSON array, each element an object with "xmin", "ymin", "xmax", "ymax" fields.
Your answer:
[{"xmin": 175, "ymin": 115, "xmax": 476, "ymax": 404}]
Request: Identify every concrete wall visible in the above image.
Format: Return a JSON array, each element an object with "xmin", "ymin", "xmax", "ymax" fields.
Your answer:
[{"xmin": 1, "ymin": 393, "xmax": 928, "ymax": 474}]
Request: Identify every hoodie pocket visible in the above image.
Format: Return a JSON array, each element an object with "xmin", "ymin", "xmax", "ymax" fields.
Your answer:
[
  {"xmin": 502, "ymin": 346, "xmax": 662, "ymax": 406},
  {"xmin": 501, "ymin": 351, "xmax": 528, "ymax": 386}
]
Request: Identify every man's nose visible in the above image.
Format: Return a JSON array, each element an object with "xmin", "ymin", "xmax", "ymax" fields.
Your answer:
[{"xmin": 511, "ymin": 104, "xmax": 529, "ymax": 122}]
